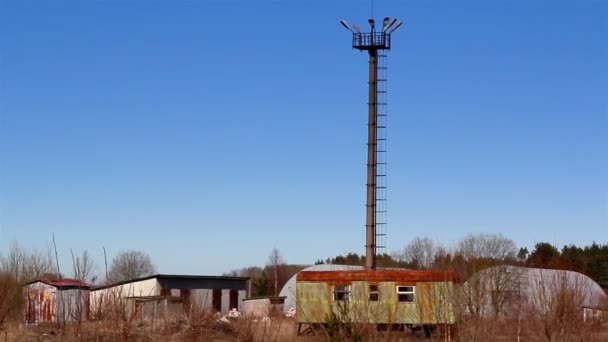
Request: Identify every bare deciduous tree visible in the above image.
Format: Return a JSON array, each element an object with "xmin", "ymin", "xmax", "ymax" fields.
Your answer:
[
  {"xmin": 267, "ymin": 248, "xmax": 285, "ymax": 296},
  {"xmin": 456, "ymin": 233, "xmax": 517, "ymax": 262},
  {"xmin": 0, "ymin": 241, "xmax": 55, "ymax": 283},
  {"xmin": 395, "ymin": 237, "xmax": 438, "ymax": 269},
  {"xmin": 71, "ymin": 249, "xmax": 97, "ymax": 283},
  {"xmin": 107, "ymin": 250, "xmax": 156, "ymax": 284},
  {"xmin": 436, "ymin": 234, "xmax": 519, "ymax": 341}
]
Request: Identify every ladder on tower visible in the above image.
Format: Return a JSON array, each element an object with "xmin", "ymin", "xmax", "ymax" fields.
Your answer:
[{"xmin": 375, "ymin": 53, "xmax": 388, "ymax": 257}]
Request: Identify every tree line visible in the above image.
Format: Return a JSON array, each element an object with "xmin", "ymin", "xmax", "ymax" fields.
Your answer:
[
  {"xmin": 225, "ymin": 235, "xmax": 607, "ymax": 299},
  {"xmin": 316, "ymin": 235, "xmax": 608, "ymax": 290}
]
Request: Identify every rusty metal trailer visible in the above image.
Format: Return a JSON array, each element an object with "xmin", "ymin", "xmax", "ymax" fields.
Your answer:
[{"xmin": 296, "ymin": 269, "xmax": 458, "ymax": 335}]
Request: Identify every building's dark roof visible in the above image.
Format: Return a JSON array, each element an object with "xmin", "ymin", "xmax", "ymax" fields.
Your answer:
[
  {"xmin": 25, "ymin": 278, "xmax": 90, "ymax": 289},
  {"xmin": 297, "ymin": 269, "xmax": 458, "ymax": 283},
  {"xmin": 91, "ymin": 274, "xmax": 250, "ymax": 290}
]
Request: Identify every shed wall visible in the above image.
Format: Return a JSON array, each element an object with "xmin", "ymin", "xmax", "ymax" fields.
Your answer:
[
  {"xmin": 221, "ymin": 289, "xmax": 230, "ymax": 313},
  {"xmin": 191, "ymin": 288, "xmax": 213, "ymax": 310},
  {"xmin": 56, "ymin": 288, "xmax": 89, "ymax": 322},
  {"xmin": 90, "ymin": 278, "xmax": 160, "ymax": 317}
]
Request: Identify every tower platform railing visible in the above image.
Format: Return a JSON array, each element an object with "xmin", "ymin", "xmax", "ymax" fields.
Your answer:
[{"xmin": 352, "ymin": 32, "xmax": 391, "ymax": 50}]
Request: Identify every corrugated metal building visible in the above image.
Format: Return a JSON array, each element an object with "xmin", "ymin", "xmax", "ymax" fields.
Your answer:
[
  {"xmin": 90, "ymin": 274, "xmax": 249, "ymax": 320},
  {"xmin": 296, "ymin": 269, "xmax": 458, "ymax": 332},
  {"xmin": 24, "ymin": 278, "xmax": 90, "ymax": 324},
  {"xmin": 463, "ymin": 266, "xmax": 608, "ymax": 321}
]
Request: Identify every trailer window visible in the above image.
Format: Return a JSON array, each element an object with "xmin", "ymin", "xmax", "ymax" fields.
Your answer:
[
  {"xmin": 369, "ymin": 285, "xmax": 379, "ymax": 301},
  {"xmin": 334, "ymin": 285, "xmax": 350, "ymax": 301},
  {"xmin": 397, "ymin": 286, "xmax": 415, "ymax": 303}
]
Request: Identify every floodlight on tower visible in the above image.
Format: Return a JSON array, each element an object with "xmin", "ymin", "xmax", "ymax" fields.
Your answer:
[
  {"xmin": 340, "ymin": 20, "xmax": 354, "ymax": 32},
  {"xmin": 368, "ymin": 18, "xmax": 375, "ymax": 31},
  {"xmin": 387, "ymin": 21, "xmax": 403, "ymax": 34},
  {"xmin": 383, "ymin": 17, "xmax": 398, "ymax": 32},
  {"xmin": 382, "ymin": 17, "xmax": 390, "ymax": 30}
]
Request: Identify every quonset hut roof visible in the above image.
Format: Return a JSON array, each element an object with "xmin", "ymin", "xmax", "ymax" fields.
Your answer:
[{"xmin": 464, "ymin": 266, "xmax": 607, "ymax": 310}]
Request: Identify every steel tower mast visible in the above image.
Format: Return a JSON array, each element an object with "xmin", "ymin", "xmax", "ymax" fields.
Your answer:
[{"xmin": 341, "ymin": 17, "xmax": 404, "ymax": 269}]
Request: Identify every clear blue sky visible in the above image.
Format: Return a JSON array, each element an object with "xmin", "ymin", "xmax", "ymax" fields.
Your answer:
[{"xmin": 1, "ymin": 0, "xmax": 606, "ymax": 276}]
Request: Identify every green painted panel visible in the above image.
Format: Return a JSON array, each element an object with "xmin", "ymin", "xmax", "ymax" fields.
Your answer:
[
  {"xmin": 296, "ymin": 282, "xmax": 331, "ymax": 323},
  {"xmin": 431, "ymin": 281, "xmax": 456, "ymax": 324},
  {"xmin": 331, "ymin": 281, "xmax": 395, "ymax": 324},
  {"xmin": 297, "ymin": 280, "xmax": 456, "ymax": 325}
]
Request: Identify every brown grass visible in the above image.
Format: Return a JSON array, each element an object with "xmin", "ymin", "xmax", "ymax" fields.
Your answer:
[{"xmin": 1, "ymin": 316, "xmax": 606, "ymax": 342}]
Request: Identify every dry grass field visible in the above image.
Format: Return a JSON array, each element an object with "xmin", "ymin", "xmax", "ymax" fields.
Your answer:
[{"xmin": 1, "ymin": 316, "xmax": 606, "ymax": 342}]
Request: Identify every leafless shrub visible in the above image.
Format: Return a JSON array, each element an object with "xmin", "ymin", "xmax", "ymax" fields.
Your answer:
[
  {"xmin": 0, "ymin": 274, "xmax": 21, "ymax": 330},
  {"xmin": 267, "ymin": 248, "xmax": 286, "ymax": 296},
  {"xmin": 0, "ymin": 241, "xmax": 55, "ymax": 283}
]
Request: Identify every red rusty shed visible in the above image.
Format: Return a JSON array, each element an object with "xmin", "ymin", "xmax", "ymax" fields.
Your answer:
[{"xmin": 24, "ymin": 278, "xmax": 90, "ymax": 324}]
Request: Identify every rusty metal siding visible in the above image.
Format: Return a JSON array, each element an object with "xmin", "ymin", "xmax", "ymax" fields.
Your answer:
[
  {"xmin": 297, "ymin": 269, "xmax": 458, "ymax": 283},
  {"xmin": 25, "ymin": 282, "xmax": 56, "ymax": 324},
  {"xmin": 25, "ymin": 282, "xmax": 89, "ymax": 324},
  {"xmin": 56, "ymin": 289, "xmax": 89, "ymax": 322}
]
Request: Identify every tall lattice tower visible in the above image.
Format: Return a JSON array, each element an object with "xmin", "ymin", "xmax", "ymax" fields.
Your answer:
[{"xmin": 341, "ymin": 17, "xmax": 403, "ymax": 270}]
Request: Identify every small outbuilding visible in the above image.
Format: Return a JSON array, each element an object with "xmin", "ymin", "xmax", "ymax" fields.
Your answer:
[
  {"xmin": 24, "ymin": 278, "xmax": 90, "ymax": 324},
  {"xmin": 296, "ymin": 269, "xmax": 458, "ymax": 333}
]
